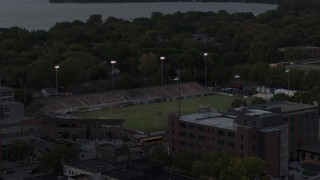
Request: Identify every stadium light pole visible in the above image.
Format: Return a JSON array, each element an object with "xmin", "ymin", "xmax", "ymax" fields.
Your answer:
[
  {"xmin": 174, "ymin": 76, "xmax": 180, "ymax": 117},
  {"xmin": 235, "ymin": 75, "xmax": 240, "ymax": 95},
  {"xmin": 55, "ymin": 65, "xmax": 59, "ymax": 96},
  {"xmin": 203, "ymin": 52, "xmax": 208, "ymax": 88},
  {"xmin": 286, "ymin": 69, "xmax": 290, "ymax": 96},
  {"xmin": 160, "ymin": 56, "xmax": 165, "ymax": 88},
  {"xmin": 111, "ymin": 60, "xmax": 116, "ymax": 91}
]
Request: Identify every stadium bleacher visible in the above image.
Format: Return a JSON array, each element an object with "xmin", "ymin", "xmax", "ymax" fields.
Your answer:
[{"xmin": 26, "ymin": 82, "xmax": 210, "ymax": 115}]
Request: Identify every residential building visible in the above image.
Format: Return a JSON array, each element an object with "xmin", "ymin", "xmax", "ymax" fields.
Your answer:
[{"xmin": 168, "ymin": 101, "xmax": 319, "ymax": 178}]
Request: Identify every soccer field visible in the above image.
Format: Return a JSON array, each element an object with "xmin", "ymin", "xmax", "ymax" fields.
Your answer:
[{"xmin": 74, "ymin": 94, "xmax": 238, "ymax": 133}]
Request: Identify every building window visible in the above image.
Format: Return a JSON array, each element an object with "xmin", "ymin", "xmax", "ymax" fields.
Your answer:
[
  {"xmin": 218, "ymin": 130, "xmax": 225, "ymax": 136},
  {"xmin": 189, "ymin": 143, "xmax": 195, "ymax": 148},
  {"xmin": 218, "ymin": 140, "xmax": 224, "ymax": 145},
  {"xmin": 189, "ymin": 124, "xmax": 195, "ymax": 130},
  {"xmin": 198, "ymin": 135, "xmax": 205, "ymax": 141},
  {"xmin": 198, "ymin": 126, "xmax": 205, "ymax": 132},
  {"xmin": 189, "ymin": 133, "xmax": 195, "ymax": 139},
  {"xmin": 252, "ymin": 144, "xmax": 255, "ymax": 150},
  {"xmin": 241, "ymin": 144, "xmax": 243, "ymax": 150},
  {"xmin": 180, "ymin": 132, "xmax": 186, "ymax": 137},
  {"xmin": 179, "ymin": 140, "xmax": 186, "ymax": 146},
  {"xmin": 180, "ymin": 123, "xmax": 186, "ymax": 128},
  {"xmin": 227, "ymin": 142, "xmax": 235, "ymax": 147},
  {"xmin": 227, "ymin": 132, "xmax": 235, "ymax": 137},
  {"xmin": 241, "ymin": 134, "xmax": 243, "ymax": 140}
]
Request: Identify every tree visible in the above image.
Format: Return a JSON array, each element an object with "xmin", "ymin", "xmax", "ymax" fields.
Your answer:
[
  {"xmin": 138, "ymin": 53, "xmax": 159, "ymax": 76},
  {"xmin": 10, "ymin": 140, "xmax": 32, "ymax": 165},
  {"xmin": 251, "ymin": 97, "xmax": 267, "ymax": 105},
  {"xmin": 173, "ymin": 151, "xmax": 196, "ymax": 175},
  {"xmin": 270, "ymin": 93, "xmax": 290, "ymax": 102},
  {"xmin": 192, "ymin": 151, "xmax": 267, "ymax": 180},
  {"xmin": 39, "ymin": 144, "xmax": 80, "ymax": 172},
  {"xmin": 151, "ymin": 144, "xmax": 172, "ymax": 167},
  {"xmin": 230, "ymin": 98, "xmax": 247, "ymax": 108}
]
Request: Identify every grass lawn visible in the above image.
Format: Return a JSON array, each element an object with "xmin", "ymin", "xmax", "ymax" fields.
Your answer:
[{"xmin": 74, "ymin": 94, "xmax": 239, "ymax": 133}]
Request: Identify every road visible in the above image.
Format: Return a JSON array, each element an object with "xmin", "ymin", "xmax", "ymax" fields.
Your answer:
[{"xmin": 1, "ymin": 161, "xmax": 38, "ymax": 180}]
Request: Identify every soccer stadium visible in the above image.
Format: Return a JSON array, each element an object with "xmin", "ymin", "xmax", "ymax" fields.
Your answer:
[{"xmin": 26, "ymin": 82, "xmax": 237, "ymax": 132}]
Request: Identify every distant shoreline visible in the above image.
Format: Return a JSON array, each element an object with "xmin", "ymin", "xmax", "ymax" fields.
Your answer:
[{"xmin": 49, "ymin": 0, "xmax": 278, "ymax": 4}]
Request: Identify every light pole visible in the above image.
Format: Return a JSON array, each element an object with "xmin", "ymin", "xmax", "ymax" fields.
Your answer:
[
  {"xmin": 174, "ymin": 76, "xmax": 180, "ymax": 116},
  {"xmin": 204, "ymin": 52, "xmax": 208, "ymax": 88},
  {"xmin": 111, "ymin": 60, "xmax": 116, "ymax": 91},
  {"xmin": 286, "ymin": 69, "xmax": 290, "ymax": 96},
  {"xmin": 55, "ymin": 65, "xmax": 59, "ymax": 96},
  {"xmin": 160, "ymin": 56, "xmax": 165, "ymax": 87},
  {"xmin": 235, "ymin": 75, "xmax": 240, "ymax": 95}
]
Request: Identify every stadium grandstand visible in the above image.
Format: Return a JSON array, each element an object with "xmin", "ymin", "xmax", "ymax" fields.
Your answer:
[{"xmin": 26, "ymin": 82, "xmax": 210, "ymax": 115}]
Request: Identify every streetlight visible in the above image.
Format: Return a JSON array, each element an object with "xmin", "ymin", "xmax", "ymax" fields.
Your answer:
[
  {"xmin": 286, "ymin": 69, "xmax": 290, "ymax": 96},
  {"xmin": 235, "ymin": 75, "xmax": 240, "ymax": 94},
  {"xmin": 55, "ymin": 65, "xmax": 59, "ymax": 96},
  {"xmin": 174, "ymin": 76, "xmax": 181, "ymax": 116},
  {"xmin": 203, "ymin": 52, "xmax": 208, "ymax": 88},
  {"xmin": 111, "ymin": 60, "xmax": 116, "ymax": 91},
  {"xmin": 160, "ymin": 56, "xmax": 165, "ymax": 87}
]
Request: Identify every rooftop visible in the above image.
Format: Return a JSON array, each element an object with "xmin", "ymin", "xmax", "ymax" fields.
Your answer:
[
  {"xmin": 253, "ymin": 101, "xmax": 316, "ymax": 113},
  {"xmin": 298, "ymin": 144, "xmax": 320, "ymax": 155},
  {"xmin": 180, "ymin": 112, "xmax": 238, "ymax": 130},
  {"xmin": 65, "ymin": 159, "xmax": 115, "ymax": 173},
  {"xmin": 266, "ymin": 102, "xmax": 316, "ymax": 112},
  {"xmin": 103, "ymin": 169, "xmax": 144, "ymax": 180}
]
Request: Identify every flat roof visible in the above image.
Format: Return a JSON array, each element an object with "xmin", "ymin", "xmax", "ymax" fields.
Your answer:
[
  {"xmin": 266, "ymin": 102, "xmax": 316, "ymax": 112},
  {"xmin": 298, "ymin": 144, "xmax": 320, "ymax": 155},
  {"xmin": 103, "ymin": 169, "xmax": 144, "ymax": 180},
  {"xmin": 65, "ymin": 159, "xmax": 115, "ymax": 173},
  {"xmin": 252, "ymin": 101, "xmax": 316, "ymax": 113},
  {"xmin": 180, "ymin": 112, "xmax": 238, "ymax": 130}
]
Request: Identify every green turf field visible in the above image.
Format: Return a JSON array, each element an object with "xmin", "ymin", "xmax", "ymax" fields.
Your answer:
[{"xmin": 74, "ymin": 94, "xmax": 238, "ymax": 133}]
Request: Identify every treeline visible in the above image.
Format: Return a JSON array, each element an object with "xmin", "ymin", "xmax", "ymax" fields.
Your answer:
[
  {"xmin": 1, "ymin": 0, "xmax": 320, "ymax": 98},
  {"xmin": 49, "ymin": 0, "xmax": 278, "ymax": 3}
]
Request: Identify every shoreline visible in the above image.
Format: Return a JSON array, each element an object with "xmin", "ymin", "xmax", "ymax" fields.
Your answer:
[{"xmin": 49, "ymin": 0, "xmax": 278, "ymax": 4}]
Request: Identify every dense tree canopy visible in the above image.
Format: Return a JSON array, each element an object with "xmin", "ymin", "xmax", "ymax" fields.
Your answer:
[
  {"xmin": 1, "ymin": 0, "xmax": 320, "ymax": 101},
  {"xmin": 192, "ymin": 151, "xmax": 267, "ymax": 179}
]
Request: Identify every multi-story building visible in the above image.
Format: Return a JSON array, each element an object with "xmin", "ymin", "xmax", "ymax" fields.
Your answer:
[
  {"xmin": 168, "ymin": 101, "xmax": 319, "ymax": 178},
  {"xmin": 0, "ymin": 86, "xmax": 41, "ymax": 160},
  {"xmin": 40, "ymin": 117, "xmax": 125, "ymax": 140}
]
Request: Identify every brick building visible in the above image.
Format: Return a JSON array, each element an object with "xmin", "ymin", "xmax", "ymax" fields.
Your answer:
[
  {"xmin": 40, "ymin": 117, "xmax": 125, "ymax": 140},
  {"xmin": 168, "ymin": 101, "xmax": 319, "ymax": 178}
]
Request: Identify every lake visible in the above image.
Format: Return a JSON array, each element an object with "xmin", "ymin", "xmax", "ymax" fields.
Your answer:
[{"xmin": 0, "ymin": 0, "xmax": 277, "ymax": 30}]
